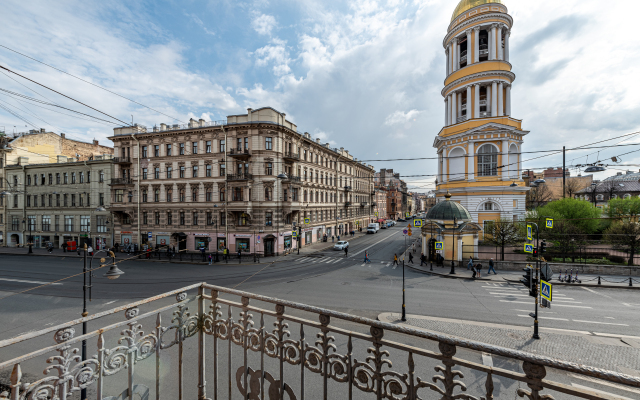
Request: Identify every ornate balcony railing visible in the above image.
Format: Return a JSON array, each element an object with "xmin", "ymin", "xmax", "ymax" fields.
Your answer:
[
  {"xmin": 226, "ymin": 173, "xmax": 254, "ymax": 181},
  {"xmin": 112, "ymin": 157, "xmax": 131, "ymax": 164},
  {"xmin": 109, "ymin": 177, "xmax": 133, "ymax": 185},
  {"xmin": 1, "ymin": 283, "xmax": 639, "ymax": 400}
]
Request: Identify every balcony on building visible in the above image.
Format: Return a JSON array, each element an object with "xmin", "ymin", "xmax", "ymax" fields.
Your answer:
[
  {"xmin": 113, "ymin": 157, "xmax": 131, "ymax": 164},
  {"xmin": 360, "ymin": 201, "xmax": 368, "ymax": 207},
  {"xmin": 110, "ymin": 178, "xmax": 133, "ymax": 185},
  {"xmin": 282, "ymin": 151, "xmax": 300, "ymax": 162},
  {"xmin": 371, "ymin": 201, "xmax": 377, "ymax": 207},
  {"xmin": 343, "ymin": 186, "xmax": 352, "ymax": 192},
  {"xmin": 344, "ymin": 201, "xmax": 352, "ymax": 207},
  {"xmin": 226, "ymin": 173, "xmax": 254, "ymax": 182},
  {"xmin": 228, "ymin": 148, "xmax": 251, "ymax": 160},
  {"xmin": 281, "ymin": 175, "xmax": 302, "ymax": 184}
]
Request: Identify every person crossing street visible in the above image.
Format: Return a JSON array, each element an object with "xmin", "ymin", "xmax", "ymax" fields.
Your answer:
[
  {"xmin": 364, "ymin": 251, "xmax": 371, "ymax": 264},
  {"xmin": 488, "ymin": 258, "xmax": 497, "ymax": 274},
  {"xmin": 420, "ymin": 252, "xmax": 426, "ymax": 266},
  {"xmin": 393, "ymin": 254, "xmax": 398, "ymax": 266},
  {"xmin": 344, "ymin": 246, "xmax": 348, "ymax": 257},
  {"xmin": 408, "ymin": 252, "xmax": 414, "ymax": 264}
]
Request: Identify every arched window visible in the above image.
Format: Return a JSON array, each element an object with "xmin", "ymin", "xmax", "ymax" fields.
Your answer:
[
  {"xmin": 304, "ymin": 190, "xmax": 308, "ymax": 202},
  {"xmin": 154, "ymin": 189, "xmax": 160, "ymax": 202},
  {"xmin": 166, "ymin": 188, "xmax": 173, "ymax": 202},
  {"xmin": 448, "ymin": 147, "xmax": 465, "ymax": 181},
  {"xmin": 596, "ymin": 194, "xmax": 604, "ymax": 201},
  {"xmin": 624, "ymin": 193, "xmax": 631, "ymax": 199},
  {"xmin": 220, "ymin": 188, "xmax": 225, "ymax": 202},
  {"xmin": 477, "ymin": 144, "xmax": 498, "ymax": 176},
  {"xmin": 484, "ymin": 202, "xmax": 493, "ymax": 211},
  {"xmin": 192, "ymin": 189, "xmax": 198, "ymax": 202}
]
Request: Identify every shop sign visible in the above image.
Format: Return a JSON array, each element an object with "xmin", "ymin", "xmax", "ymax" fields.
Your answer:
[
  {"xmin": 218, "ymin": 233, "xmax": 226, "ymax": 237},
  {"xmin": 235, "ymin": 234, "xmax": 252, "ymax": 237},
  {"xmin": 120, "ymin": 231, "xmax": 133, "ymax": 234},
  {"xmin": 193, "ymin": 233, "xmax": 210, "ymax": 236}
]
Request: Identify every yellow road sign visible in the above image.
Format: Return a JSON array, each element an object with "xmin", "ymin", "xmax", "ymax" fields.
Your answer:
[{"xmin": 413, "ymin": 220, "xmax": 423, "ymax": 228}]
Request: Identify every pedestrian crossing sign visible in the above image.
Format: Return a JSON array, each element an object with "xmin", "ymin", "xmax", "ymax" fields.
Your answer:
[
  {"xmin": 413, "ymin": 220, "xmax": 423, "ymax": 228},
  {"xmin": 524, "ymin": 244, "xmax": 533, "ymax": 253},
  {"xmin": 375, "ymin": 212, "xmax": 378, "ymax": 216},
  {"xmin": 405, "ymin": 212, "xmax": 410, "ymax": 218},
  {"xmin": 435, "ymin": 242, "xmax": 443, "ymax": 250},
  {"xmin": 292, "ymin": 231, "xmax": 297, "ymax": 238},
  {"xmin": 540, "ymin": 280, "xmax": 552, "ymax": 301},
  {"xmin": 546, "ymin": 218, "xmax": 553, "ymax": 229},
  {"xmin": 304, "ymin": 218, "xmax": 310, "ymax": 224},
  {"xmin": 526, "ymin": 224, "xmax": 532, "ymax": 241}
]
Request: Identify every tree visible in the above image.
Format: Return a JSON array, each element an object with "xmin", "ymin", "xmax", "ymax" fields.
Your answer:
[
  {"xmin": 598, "ymin": 179, "xmax": 620, "ymax": 201},
  {"xmin": 564, "ymin": 178, "xmax": 588, "ymax": 199},
  {"xmin": 483, "ymin": 218, "xmax": 525, "ymax": 261},
  {"xmin": 608, "ymin": 197, "xmax": 640, "ymax": 219},
  {"xmin": 531, "ymin": 197, "xmax": 603, "ymax": 235},
  {"xmin": 604, "ymin": 220, "xmax": 640, "ymax": 265},
  {"xmin": 546, "ymin": 221, "xmax": 586, "ymax": 262},
  {"xmin": 526, "ymin": 183, "xmax": 553, "ymax": 210}
]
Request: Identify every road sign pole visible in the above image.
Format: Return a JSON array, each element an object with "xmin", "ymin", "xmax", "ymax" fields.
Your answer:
[
  {"xmin": 402, "ymin": 235, "xmax": 406, "ymax": 321},
  {"xmin": 533, "ymin": 222, "xmax": 540, "ymax": 340}
]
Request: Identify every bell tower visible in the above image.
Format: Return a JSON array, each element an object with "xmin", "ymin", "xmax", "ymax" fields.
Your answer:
[{"xmin": 434, "ymin": 0, "xmax": 529, "ymax": 228}]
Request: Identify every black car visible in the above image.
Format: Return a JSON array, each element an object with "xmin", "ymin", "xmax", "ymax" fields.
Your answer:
[{"xmin": 398, "ymin": 218, "xmax": 406, "ymax": 222}]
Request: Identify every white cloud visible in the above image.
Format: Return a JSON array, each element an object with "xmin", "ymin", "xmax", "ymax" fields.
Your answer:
[
  {"xmin": 254, "ymin": 38, "xmax": 291, "ymax": 76},
  {"xmin": 185, "ymin": 13, "xmax": 216, "ymax": 36},
  {"xmin": 252, "ymin": 14, "xmax": 277, "ymax": 36},
  {"xmin": 384, "ymin": 109, "xmax": 423, "ymax": 126}
]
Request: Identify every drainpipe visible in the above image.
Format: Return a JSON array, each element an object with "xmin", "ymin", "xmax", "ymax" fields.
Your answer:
[
  {"xmin": 130, "ymin": 134, "xmax": 141, "ymax": 247},
  {"xmin": 22, "ymin": 165, "xmax": 26, "ymax": 246}
]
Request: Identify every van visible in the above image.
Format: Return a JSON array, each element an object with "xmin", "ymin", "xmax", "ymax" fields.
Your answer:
[{"xmin": 367, "ymin": 223, "xmax": 380, "ymax": 233}]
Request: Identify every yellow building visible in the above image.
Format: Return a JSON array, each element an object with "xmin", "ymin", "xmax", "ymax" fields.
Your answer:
[{"xmin": 435, "ymin": 0, "xmax": 528, "ymax": 232}]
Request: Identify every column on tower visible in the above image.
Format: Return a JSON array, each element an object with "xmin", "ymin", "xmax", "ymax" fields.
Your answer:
[
  {"xmin": 488, "ymin": 26, "xmax": 493, "ymax": 60},
  {"xmin": 505, "ymin": 30, "xmax": 510, "ymax": 62},
  {"xmin": 490, "ymin": 24, "xmax": 498, "ymax": 60},
  {"xmin": 453, "ymin": 38, "xmax": 459, "ymax": 71},
  {"xmin": 457, "ymin": 92, "xmax": 462, "ymax": 123},
  {"xmin": 445, "ymin": 97, "xmax": 449, "ymax": 125},
  {"xmin": 443, "ymin": 147, "xmax": 449, "ymax": 182},
  {"xmin": 446, "ymin": 49, "xmax": 449, "ymax": 76},
  {"xmin": 497, "ymin": 26, "xmax": 503, "ymax": 60},
  {"xmin": 498, "ymin": 82, "xmax": 504, "ymax": 117},
  {"xmin": 491, "ymin": 81, "xmax": 498, "ymax": 117},
  {"xmin": 468, "ymin": 141, "xmax": 475, "ymax": 180},
  {"xmin": 450, "ymin": 41, "xmax": 455, "ymax": 73},
  {"xmin": 501, "ymin": 139, "xmax": 509, "ymax": 180},
  {"xmin": 451, "ymin": 92, "xmax": 456, "ymax": 125},
  {"xmin": 506, "ymin": 84, "xmax": 512, "ymax": 116},
  {"xmin": 465, "ymin": 29, "xmax": 472, "ymax": 65},
  {"xmin": 438, "ymin": 151, "xmax": 443, "ymax": 182},
  {"xmin": 486, "ymin": 85, "xmax": 491, "ymax": 116},
  {"xmin": 473, "ymin": 27, "xmax": 480, "ymax": 63},
  {"xmin": 466, "ymin": 86, "xmax": 472, "ymax": 120},
  {"xmin": 474, "ymin": 83, "xmax": 480, "ymax": 118}
]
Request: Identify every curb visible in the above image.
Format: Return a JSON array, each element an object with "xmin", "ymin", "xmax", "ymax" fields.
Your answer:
[
  {"xmin": 407, "ymin": 264, "xmax": 493, "ymax": 281},
  {"xmin": 503, "ymin": 278, "xmax": 639, "ymax": 290}
]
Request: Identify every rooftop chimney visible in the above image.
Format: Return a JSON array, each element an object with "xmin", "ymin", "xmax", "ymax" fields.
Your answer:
[
  {"xmin": 160, "ymin": 123, "xmax": 167, "ymax": 131},
  {"xmin": 315, "ymin": 138, "xmax": 321, "ymax": 143},
  {"xmin": 61, "ymin": 133, "xmax": 66, "ymax": 139},
  {"xmin": 199, "ymin": 118, "xmax": 205, "ymax": 127},
  {"xmin": 40, "ymin": 128, "xmax": 45, "ymax": 133},
  {"xmin": 93, "ymin": 139, "xmax": 99, "ymax": 146}
]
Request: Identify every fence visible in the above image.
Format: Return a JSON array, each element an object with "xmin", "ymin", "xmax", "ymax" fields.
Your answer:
[
  {"xmin": 1, "ymin": 283, "xmax": 639, "ymax": 400},
  {"xmin": 464, "ymin": 244, "xmax": 639, "ymax": 265}
]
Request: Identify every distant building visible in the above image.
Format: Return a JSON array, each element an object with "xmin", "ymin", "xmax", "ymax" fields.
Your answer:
[{"xmin": 575, "ymin": 170, "xmax": 640, "ymax": 208}]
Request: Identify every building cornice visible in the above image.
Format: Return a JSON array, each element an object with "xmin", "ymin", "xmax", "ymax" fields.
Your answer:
[
  {"xmin": 445, "ymin": 13, "xmax": 513, "ymax": 47},
  {"xmin": 442, "ymin": 70, "xmax": 515, "ymax": 97}
]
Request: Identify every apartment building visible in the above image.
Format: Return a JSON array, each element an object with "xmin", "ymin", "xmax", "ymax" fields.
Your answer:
[
  {"xmin": 373, "ymin": 188, "xmax": 387, "ymax": 221},
  {"xmin": 4, "ymin": 156, "xmax": 114, "ymax": 248},
  {"xmin": 108, "ymin": 107, "xmax": 376, "ymax": 255}
]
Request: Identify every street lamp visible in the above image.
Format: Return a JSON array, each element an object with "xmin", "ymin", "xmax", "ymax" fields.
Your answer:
[
  {"xmin": 22, "ymin": 218, "xmax": 32, "ymax": 254},
  {"xmin": 277, "ymin": 173, "xmax": 288, "ymax": 256},
  {"xmin": 591, "ymin": 182, "xmax": 597, "ymax": 207},
  {"xmin": 449, "ymin": 216, "xmax": 457, "ymax": 274}
]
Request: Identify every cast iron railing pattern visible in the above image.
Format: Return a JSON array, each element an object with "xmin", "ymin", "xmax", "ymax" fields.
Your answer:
[{"xmin": 1, "ymin": 283, "xmax": 640, "ymax": 400}]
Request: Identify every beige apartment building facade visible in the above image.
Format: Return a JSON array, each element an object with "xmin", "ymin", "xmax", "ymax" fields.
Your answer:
[
  {"xmin": 108, "ymin": 107, "xmax": 376, "ymax": 255},
  {"xmin": 4, "ymin": 156, "xmax": 114, "ymax": 248}
]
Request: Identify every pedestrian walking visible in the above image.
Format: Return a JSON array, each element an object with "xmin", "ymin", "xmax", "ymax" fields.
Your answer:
[
  {"xmin": 412, "ymin": 243, "xmax": 416, "ymax": 253},
  {"xmin": 420, "ymin": 253, "xmax": 426, "ymax": 266},
  {"xmin": 467, "ymin": 256, "xmax": 473, "ymax": 270},
  {"xmin": 87, "ymin": 245, "xmax": 94, "ymax": 256},
  {"xmin": 223, "ymin": 247, "xmax": 228, "ymax": 260},
  {"xmin": 476, "ymin": 263, "xmax": 482, "ymax": 278},
  {"xmin": 364, "ymin": 251, "xmax": 371, "ymax": 264},
  {"xmin": 472, "ymin": 263, "xmax": 478, "ymax": 279},
  {"xmin": 393, "ymin": 254, "xmax": 398, "ymax": 266},
  {"xmin": 487, "ymin": 258, "xmax": 497, "ymax": 275},
  {"xmin": 331, "ymin": 236, "xmax": 335, "ymax": 243},
  {"xmin": 344, "ymin": 246, "xmax": 348, "ymax": 257},
  {"xmin": 238, "ymin": 248, "xmax": 242, "ymax": 260},
  {"xmin": 408, "ymin": 252, "xmax": 414, "ymax": 264},
  {"xmin": 208, "ymin": 254, "xmax": 213, "ymax": 265}
]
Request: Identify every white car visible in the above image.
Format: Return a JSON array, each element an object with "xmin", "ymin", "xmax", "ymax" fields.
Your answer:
[{"xmin": 333, "ymin": 241, "xmax": 349, "ymax": 250}]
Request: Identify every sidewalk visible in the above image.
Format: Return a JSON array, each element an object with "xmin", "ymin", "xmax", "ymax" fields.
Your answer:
[{"xmin": 378, "ymin": 312, "xmax": 640, "ymax": 374}]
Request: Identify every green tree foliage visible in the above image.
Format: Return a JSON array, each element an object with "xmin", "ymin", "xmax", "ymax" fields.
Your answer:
[
  {"xmin": 482, "ymin": 218, "xmax": 525, "ymax": 261},
  {"xmin": 545, "ymin": 221, "xmax": 586, "ymax": 262},
  {"xmin": 608, "ymin": 197, "xmax": 640, "ymax": 218},
  {"xmin": 604, "ymin": 220, "xmax": 640, "ymax": 265},
  {"xmin": 529, "ymin": 198, "xmax": 602, "ymax": 234}
]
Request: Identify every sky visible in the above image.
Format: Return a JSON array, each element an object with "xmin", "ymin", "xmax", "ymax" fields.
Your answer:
[{"xmin": 2, "ymin": 0, "xmax": 640, "ymax": 192}]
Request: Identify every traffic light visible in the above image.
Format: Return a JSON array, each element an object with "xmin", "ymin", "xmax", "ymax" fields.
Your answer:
[
  {"xmin": 521, "ymin": 267, "xmax": 533, "ymax": 291},
  {"xmin": 541, "ymin": 263, "xmax": 552, "ymax": 282},
  {"xmin": 540, "ymin": 240, "xmax": 547, "ymax": 253},
  {"xmin": 532, "ymin": 247, "xmax": 538, "ymax": 257}
]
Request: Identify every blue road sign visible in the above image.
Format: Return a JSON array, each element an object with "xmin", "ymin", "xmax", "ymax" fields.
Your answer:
[
  {"xmin": 540, "ymin": 280, "xmax": 552, "ymax": 301},
  {"xmin": 413, "ymin": 220, "xmax": 422, "ymax": 228},
  {"xmin": 435, "ymin": 242, "xmax": 443, "ymax": 250},
  {"xmin": 292, "ymin": 231, "xmax": 297, "ymax": 237},
  {"xmin": 527, "ymin": 225, "xmax": 532, "ymax": 241},
  {"xmin": 546, "ymin": 218, "xmax": 553, "ymax": 229},
  {"xmin": 148, "ymin": 232, "xmax": 152, "ymax": 239},
  {"xmin": 402, "ymin": 229, "xmax": 408, "ymax": 235},
  {"xmin": 524, "ymin": 244, "xmax": 533, "ymax": 254}
]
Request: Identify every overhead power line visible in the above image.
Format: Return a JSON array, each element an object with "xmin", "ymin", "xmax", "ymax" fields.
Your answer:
[{"xmin": 0, "ymin": 44, "xmax": 186, "ymax": 123}]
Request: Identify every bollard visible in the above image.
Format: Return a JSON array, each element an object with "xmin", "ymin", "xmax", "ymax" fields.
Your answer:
[
  {"xmin": 598, "ymin": 276, "xmax": 601, "ymax": 285},
  {"xmin": 630, "ymin": 277, "xmax": 633, "ymax": 287}
]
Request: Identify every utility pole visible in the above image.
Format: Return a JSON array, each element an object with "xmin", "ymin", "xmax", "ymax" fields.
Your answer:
[
  {"xmin": 402, "ymin": 232, "xmax": 406, "ymax": 321},
  {"xmin": 562, "ymin": 146, "xmax": 566, "ymax": 198}
]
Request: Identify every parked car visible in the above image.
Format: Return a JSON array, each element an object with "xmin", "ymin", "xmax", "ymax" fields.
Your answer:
[
  {"xmin": 398, "ymin": 218, "xmax": 406, "ymax": 222},
  {"xmin": 367, "ymin": 223, "xmax": 380, "ymax": 233},
  {"xmin": 334, "ymin": 241, "xmax": 349, "ymax": 250}
]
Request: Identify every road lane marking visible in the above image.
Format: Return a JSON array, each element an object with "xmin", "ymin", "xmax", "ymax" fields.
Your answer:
[
  {"xmin": 490, "ymin": 292, "xmax": 531, "ymax": 297},
  {"xmin": 0, "ymin": 278, "xmax": 62, "ymax": 285},
  {"xmin": 351, "ymin": 231, "xmax": 402, "ymax": 257},
  {"xmin": 518, "ymin": 315, "xmax": 569, "ymax": 321},
  {"xmin": 549, "ymin": 304, "xmax": 592, "ymax": 309},
  {"xmin": 104, "ymin": 300, "xmax": 117, "ymax": 305},
  {"xmin": 572, "ymin": 320, "xmax": 629, "ymax": 326},
  {"xmin": 500, "ymin": 300, "xmax": 592, "ymax": 308},
  {"xmin": 513, "ymin": 309, "xmax": 557, "ymax": 314}
]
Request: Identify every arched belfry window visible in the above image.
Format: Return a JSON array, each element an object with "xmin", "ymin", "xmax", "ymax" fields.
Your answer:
[{"xmin": 477, "ymin": 144, "xmax": 498, "ymax": 177}]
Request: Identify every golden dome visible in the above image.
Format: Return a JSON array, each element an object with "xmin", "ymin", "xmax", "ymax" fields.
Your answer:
[{"xmin": 451, "ymin": 0, "xmax": 503, "ymax": 22}]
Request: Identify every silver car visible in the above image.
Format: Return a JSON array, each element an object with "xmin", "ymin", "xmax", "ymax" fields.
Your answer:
[{"xmin": 333, "ymin": 241, "xmax": 349, "ymax": 250}]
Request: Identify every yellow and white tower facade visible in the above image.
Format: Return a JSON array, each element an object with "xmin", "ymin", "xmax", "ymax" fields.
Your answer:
[{"xmin": 434, "ymin": 0, "xmax": 528, "ymax": 228}]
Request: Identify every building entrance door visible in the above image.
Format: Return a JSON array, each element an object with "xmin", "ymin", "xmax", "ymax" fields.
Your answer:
[{"xmin": 264, "ymin": 238, "xmax": 275, "ymax": 256}]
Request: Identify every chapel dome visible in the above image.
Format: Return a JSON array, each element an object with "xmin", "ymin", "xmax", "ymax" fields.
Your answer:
[
  {"xmin": 426, "ymin": 191, "xmax": 472, "ymax": 221},
  {"xmin": 451, "ymin": 0, "xmax": 503, "ymax": 22}
]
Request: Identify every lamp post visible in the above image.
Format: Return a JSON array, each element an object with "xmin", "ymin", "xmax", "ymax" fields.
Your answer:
[
  {"xmin": 81, "ymin": 245, "xmax": 122, "ymax": 400},
  {"xmin": 591, "ymin": 182, "xmax": 597, "ymax": 207},
  {"xmin": 22, "ymin": 218, "xmax": 32, "ymax": 254},
  {"xmin": 449, "ymin": 216, "xmax": 457, "ymax": 274},
  {"xmin": 277, "ymin": 173, "xmax": 288, "ymax": 256}
]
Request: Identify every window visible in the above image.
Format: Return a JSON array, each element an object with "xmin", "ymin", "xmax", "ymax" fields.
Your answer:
[
  {"xmin": 143, "ymin": 212, "xmax": 148, "ymax": 225},
  {"xmin": 48, "ymin": 174, "xmax": 52, "ymax": 185},
  {"xmin": 220, "ymin": 164, "xmax": 226, "ymax": 176},
  {"xmin": 99, "ymin": 170, "xmax": 104, "ymax": 183},
  {"xmin": 265, "ymin": 187, "xmax": 272, "ymax": 201},
  {"xmin": 80, "ymin": 216, "xmax": 90, "ymax": 232},
  {"xmin": 71, "ymin": 194, "xmax": 76, "ymax": 206},
  {"xmin": 220, "ymin": 211, "xmax": 226, "ymax": 226},
  {"xmin": 206, "ymin": 164, "xmax": 212, "ymax": 177},
  {"xmin": 166, "ymin": 189, "xmax": 173, "ymax": 202},
  {"xmin": 26, "ymin": 195, "xmax": 31, "ymax": 207},
  {"xmin": 265, "ymin": 162, "xmax": 273, "ymax": 175},
  {"xmin": 48, "ymin": 194, "xmax": 52, "ymax": 207},
  {"xmin": 142, "ymin": 146, "xmax": 148, "ymax": 158},
  {"xmin": 180, "ymin": 166, "xmax": 185, "ymax": 178},
  {"xmin": 87, "ymin": 171, "xmax": 91, "ymax": 183},
  {"xmin": 42, "ymin": 216, "xmax": 51, "ymax": 231},
  {"xmin": 154, "ymin": 212, "xmax": 160, "ymax": 225},
  {"xmin": 154, "ymin": 167, "xmax": 160, "ymax": 179},
  {"xmin": 154, "ymin": 189, "xmax": 160, "ymax": 202},
  {"xmin": 265, "ymin": 212, "xmax": 272, "ymax": 226},
  {"xmin": 99, "ymin": 193, "xmax": 104, "ymax": 206},
  {"xmin": 192, "ymin": 142, "xmax": 198, "ymax": 154},
  {"xmin": 179, "ymin": 143, "xmax": 185, "ymax": 155},
  {"xmin": 244, "ymin": 137, "xmax": 249, "ymax": 150},
  {"xmin": 206, "ymin": 141, "xmax": 212, "ymax": 153},
  {"xmin": 180, "ymin": 189, "xmax": 185, "ymax": 202},
  {"xmin": 97, "ymin": 216, "xmax": 107, "ymax": 232},
  {"xmin": 154, "ymin": 145, "xmax": 160, "ymax": 157},
  {"xmin": 142, "ymin": 168, "xmax": 148, "ymax": 179},
  {"xmin": 64, "ymin": 216, "xmax": 74, "ymax": 232},
  {"xmin": 237, "ymin": 213, "xmax": 249, "ymax": 226},
  {"xmin": 115, "ymin": 189, "xmax": 124, "ymax": 202},
  {"xmin": 192, "ymin": 165, "xmax": 198, "ymax": 177},
  {"xmin": 265, "ymin": 137, "xmax": 272, "ymax": 150},
  {"xmin": 27, "ymin": 175, "xmax": 31, "ymax": 186},
  {"xmin": 142, "ymin": 190, "xmax": 148, "ymax": 202},
  {"xmin": 166, "ymin": 144, "xmax": 172, "ymax": 156},
  {"xmin": 483, "ymin": 220, "xmax": 494, "ymax": 233},
  {"xmin": 292, "ymin": 188, "xmax": 298, "ymax": 201},
  {"xmin": 79, "ymin": 194, "xmax": 84, "ymax": 207},
  {"xmin": 167, "ymin": 212, "xmax": 173, "ymax": 225},
  {"xmin": 27, "ymin": 215, "xmax": 36, "ymax": 231},
  {"xmin": 193, "ymin": 211, "xmax": 198, "ymax": 226},
  {"xmin": 57, "ymin": 173, "xmax": 61, "ymax": 184},
  {"xmin": 220, "ymin": 188, "xmax": 225, "ymax": 202},
  {"xmin": 484, "ymin": 202, "xmax": 493, "ymax": 211},
  {"xmin": 206, "ymin": 189, "xmax": 212, "ymax": 201},
  {"xmin": 180, "ymin": 212, "xmax": 185, "ymax": 225},
  {"xmin": 12, "ymin": 217, "xmax": 19, "ymax": 230},
  {"xmin": 477, "ymin": 144, "xmax": 498, "ymax": 177},
  {"xmin": 80, "ymin": 172, "xmax": 84, "ymax": 183},
  {"xmin": 233, "ymin": 187, "xmax": 243, "ymax": 201},
  {"xmin": 220, "ymin": 139, "xmax": 225, "ymax": 153},
  {"xmin": 207, "ymin": 212, "xmax": 213, "ymax": 225},
  {"xmin": 167, "ymin": 167, "xmax": 172, "ymax": 179},
  {"xmin": 192, "ymin": 189, "xmax": 198, "ymax": 202}
]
